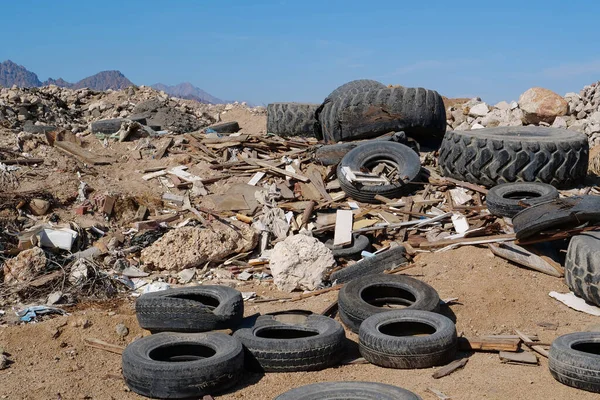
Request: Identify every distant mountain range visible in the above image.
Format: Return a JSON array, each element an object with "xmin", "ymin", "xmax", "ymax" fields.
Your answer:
[{"xmin": 0, "ymin": 60, "xmax": 224, "ymax": 104}]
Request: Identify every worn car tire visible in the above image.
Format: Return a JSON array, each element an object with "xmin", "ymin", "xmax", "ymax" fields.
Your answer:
[
  {"xmin": 330, "ymin": 245, "xmax": 407, "ymax": 285},
  {"xmin": 267, "ymin": 103, "xmax": 320, "ymax": 137},
  {"xmin": 513, "ymin": 196, "xmax": 600, "ymax": 240},
  {"xmin": 337, "ymin": 142, "xmax": 421, "ymax": 203},
  {"xmin": 549, "ymin": 332, "xmax": 600, "ymax": 393},
  {"xmin": 438, "ymin": 127, "xmax": 589, "ymax": 188},
  {"xmin": 359, "ymin": 310, "xmax": 457, "ymax": 369},
  {"xmin": 122, "ymin": 332, "xmax": 244, "ymax": 399},
  {"xmin": 320, "ymin": 86, "xmax": 446, "ymax": 144},
  {"xmin": 275, "ymin": 381, "xmax": 422, "ymax": 400},
  {"xmin": 325, "ymin": 234, "xmax": 370, "ymax": 257},
  {"xmin": 338, "ymin": 273, "xmax": 440, "ymax": 333},
  {"xmin": 135, "ymin": 285, "xmax": 243, "ymax": 333},
  {"xmin": 314, "ymin": 132, "xmax": 411, "ymax": 166},
  {"xmin": 565, "ymin": 232, "xmax": 600, "ymax": 307},
  {"xmin": 233, "ymin": 314, "xmax": 346, "ymax": 372},
  {"xmin": 486, "ymin": 182, "xmax": 559, "ymax": 218},
  {"xmin": 208, "ymin": 121, "xmax": 240, "ymax": 133}
]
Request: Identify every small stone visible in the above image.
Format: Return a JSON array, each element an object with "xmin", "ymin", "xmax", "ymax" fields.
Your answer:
[
  {"xmin": 589, "ymin": 111, "xmax": 600, "ymax": 125},
  {"xmin": 116, "ymin": 323, "xmax": 129, "ymax": 338},
  {"xmin": 0, "ymin": 354, "xmax": 9, "ymax": 370},
  {"xmin": 510, "ymin": 101, "xmax": 519, "ymax": 110},
  {"xmin": 28, "ymin": 199, "xmax": 50, "ymax": 216},
  {"xmin": 46, "ymin": 291, "xmax": 63, "ymax": 305},
  {"xmin": 107, "ymin": 311, "xmax": 116, "ymax": 316},
  {"xmin": 552, "ymin": 116, "xmax": 568, "ymax": 129},
  {"xmin": 495, "ymin": 101, "xmax": 510, "ymax": 110},
  {"xmin": 70, "ymin": 318, "xmax": 91, "ymax": 329},
  {"xmin": 469, "ymin": 103, "xmax": 489, "ymax": 117},
  {"xmin": 471, "ymin": 123, "xmax": 485, "ymax": 130}
]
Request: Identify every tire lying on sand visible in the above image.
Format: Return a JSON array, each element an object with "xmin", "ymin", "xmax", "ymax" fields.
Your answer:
[
  {"xmin": 512, "ymin": 196, "xmax": 600, "ymax": 240},
  {"xmin": 122, "ymin": 332, "xmax": 244, "ymax": 399},
  {"xmin": 135, "ymin": 285, "xmax": 243, "ymax": 333},
  {"xmin": 324, "ymin": 233, "xmax": 370, "ymax": 257},
  {"xmin": 337, "ymin": 141, "xmax": 421, "ymax": 203},
  {"xmin": 319, "ymin": 86, "xmax": 446, "ymax": 144},
  {"xmin": 233, "ymin": 314, "xmax": 346, "ymax": 372},
  {"xmin": 486, "ymin": 182, "xmax": 559, "ymax": 218},
  {"xmin": 338, "ymin": 273, "xmax": 440, "ymax": 333},
  {"xmin": 330, "ymin": 245, "xmax": 408, "ymax": 285},
  {"xmin": 275, "ymin": 381, "xmax": 423, "ymax": 400},
  {"xmin": 438, "ymin": 127, "xmax": 589, "ymax": 188},
  {"xmin": 359, "ymin": 310, "xmax": 457, "ymax": 369},
  {"xmin": 267, "ymin": 103, "xmax": 320, "ymax": 137},
  {"xmin": 565, "ymin": 232, "xmax": 600, "ymax": 307},
  {"xmin": 549, "ymin": 332, "xmax": 600, "ymax": 393}
]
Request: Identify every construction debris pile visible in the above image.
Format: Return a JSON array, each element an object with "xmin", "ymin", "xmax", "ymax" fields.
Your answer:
[{"xmin": 2, "ymin": 78, "xmax": 600, "ymax": 399}]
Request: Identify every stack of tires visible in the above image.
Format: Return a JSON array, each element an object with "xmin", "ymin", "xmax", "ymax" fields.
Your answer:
[{"xmin": 267, "ymin": 79, "xmax": 447, "ymax": 146}]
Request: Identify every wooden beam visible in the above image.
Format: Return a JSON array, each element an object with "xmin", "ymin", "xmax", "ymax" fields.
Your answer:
[{"xmin": 333, "ymin": 209, "xmax": 354, "ymax": 246}]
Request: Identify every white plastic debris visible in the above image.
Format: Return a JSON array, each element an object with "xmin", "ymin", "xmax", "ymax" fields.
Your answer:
[
  {"xmin": 142, "ymin": 281, "xmax": 171, "ymax": 294},
  {"xmin": 451, "ymin": 213, "xmax": 470, "ymax": 234},
  {"xmin": 549, "ymin": 291, "xmax": 600, "ymax": 316}
]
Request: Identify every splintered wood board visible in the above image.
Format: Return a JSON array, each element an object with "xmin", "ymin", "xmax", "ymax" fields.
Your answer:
[
  {"xmin": 54, "ymin": 141, "xmax": 113, "ymax": 165},
  {"xmin": 334, "ymin": 209, "xmax": 354, "ymax": 246}
]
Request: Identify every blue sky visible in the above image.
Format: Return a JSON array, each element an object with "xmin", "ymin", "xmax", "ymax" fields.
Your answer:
[{"xmin": 2, "ymin": 1, "xmax": 599, "ymax": 105}]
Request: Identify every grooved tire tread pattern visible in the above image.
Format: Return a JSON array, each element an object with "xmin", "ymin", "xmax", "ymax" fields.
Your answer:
[
  {"xmin": 438, "ymin": 127, "xmax": 589, "ymax": 188},
  {"xmin": 565, "ymin": 232, "xmax": 600, "ymax": 307},
  {"xmin": 549, "ymin": 332, "xmax": 600, "ymax": 393},
  {"xmin": 486, "ymin": 182, "xmax": 559, "ymax": 218},
  {"xmin": 275, "ymin": 381, "xmax": 423, "ymax": 400},
  {"xmin": 320, "ymin": 86, "xmax": 446, "ymax": 144},
  {"xmin": 267, "ymin": 103, "xmax": 320, "ymax": 137}
]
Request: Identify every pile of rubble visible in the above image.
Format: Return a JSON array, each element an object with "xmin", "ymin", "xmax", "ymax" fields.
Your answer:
[
  {"xmin": 446, "ymin": 83, "xmax": 600, "ymax": 146},
  {"xmin": 0, "ymin": 84, "xmax": 264, "ymax": 134}
]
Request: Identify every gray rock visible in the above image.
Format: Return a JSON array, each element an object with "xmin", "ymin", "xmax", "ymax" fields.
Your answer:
[
  {"xmin": 454, "ymin": 121, "xmax": 470, "ymax": 131},
  {"xmin": 469, "ymin": 103, "xmax": 489, "ymax": 117},
  {"xmin": 115, "ymin": 323, "xmax": 129, "ymax": 338},
  {"xmin": 551, "ymin": 116, "xmax": 568, "ymax": 129},
  {"xmin": 451, "ymin": 109, "xmax": 466, "ymax": 125},
  {"xmin": 471, "ymin": 123, "xmax": 485, "ymax": 130},
  {"xmin": 568, "ymin": 119, "xmax": 588, "ymax": 133},
  {"xmin": 495, "ymin": 101, "xmax": 510, "ymax": 111},
  {"xmin": 577, "ymin": 110, "xmax": 587, "ymax": 120},
  {"xmin": 46, "ymin": 291, "xmax": 63, "ymax": 306},
  {"xmin": 510, "ymin": 101, "xmax": 519, "ymax": 110},
  {"xmin": 590, "ymin": 111, "xmax": 600, "ymax": 125},
  {"xmin": 0, "ymin": 354, "xmax": 9, "ymax": 370}
]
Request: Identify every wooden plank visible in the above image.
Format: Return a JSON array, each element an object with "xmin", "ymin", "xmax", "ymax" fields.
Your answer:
[
  {"xmin": 54, "ymin": 141, "xmax": 112, "ymax": 165},
  {"xmin": 153, "ymin": 137, "xmax": 172, "ymax": 159},
  {"xmin": 247, "ymin": 171, "xmax": 265, "ymax": 186},
  {"xmin": 499, "ymin": 351, "xmax": 538, "ymax": 365},
  {"xmin": 142, "ymin": 170, "xmax": 167, "ymax": 181},
  {"xmin": 202, "ymin": 134, "xmax": 249, "ymax": 144},
  {"xmin": 306, "ymin": 165, "xmax": 332, "ymax": 201},
  {"xmin": 515, "ymin": 330, "xmax": 550, "ymax": 358},
  {"xmin": 253, "ymin": 160, "xmax": 309, "ymax": 182},
  {"xmin": 443, "ymin": 177, "xmax": 488, "ymax": 194},
  {"xmin": 333, "ymin": 210, "xmax": 354, "ymax": 246},
  {"xmin": 84, "ymin": 338, "xmax": 124, "ymax": 355},
  {"xmin": 488, "ymin": 242, "xmax": 563, "ymax": 277},
  {"xmin": 419, "ymin": 233, "xmax": 516, "ymax": 250},
  {"xmin": 0, "ymin": 158, "xmax": 44, "ymax": 165},
  {"xmin": 133, "ymin": 205, "xmax": 148, "ymax": 222},
  {"xmin": 102, "ymin": 196, "xmax": 116, "ymax": 216},
  {"xmin": 458, "ymin": 337, "xmax": 520, "ymax": 352},
  {"xmin": 432, "ymin": 358, "xmax": 469, "ymax": 379}
]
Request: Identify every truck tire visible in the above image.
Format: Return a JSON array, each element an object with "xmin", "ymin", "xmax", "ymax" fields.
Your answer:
[
  {"xmin": 135, "ymin": 285, "xmax": 243, "ymax": 333},
  {"xmin": 330, "ymin": 245, "xmax": 407, "ymax": 285},
  {"xmin": 275, "ymin": 381, "xmax": 422, "ymax": 400},
  {"xmin": 513, "ymin": 196, "xmax": 600, "ymax": 240},
  {"xmin": 565, "ymin": 232, "xmax": 600, "ymax": 307},
  {"xmin": 122, "ymin": 332, "xmax": 244, "ymax": 399},
  {"xmin": 267, "ymin": 103, "xmax": 320, "ymax": 137},
  {"xmin": 549, "ymin": 332, "xmax": 600, "ymax": 393},
  {"xmin": 320, "ymin": 86, "xmax": 446, "ymax": 144},
  {"xmin": 233, "ymin": 314, "xmax": 345, "ymax": 372},
  {"xmin": 438, "ymin": 127, "xmax": 589, "ymax": 188},
  {"xmin": 337, "ymin": 141, "xmax": 421, "ymax": 203},
  {"xmin": 359, "ymin": 310, "xmax": 457, "ymax": 369},
  {"xmin": 486, "ymin": 182, "xmax": 559, "ymax": 218},
  {"xmin": 338, "ymin": 274, "xmax": 440, "ymax": 333}
]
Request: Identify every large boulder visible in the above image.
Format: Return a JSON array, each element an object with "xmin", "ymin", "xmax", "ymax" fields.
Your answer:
[
  {"xmin": 141, "ymin": 220, "xmax": 257, "ymax": 271},
  {"xmin": 269, "ymin": 234, "xmax": 335, "ymax": 292},
  {"xmin": 518, "ymin": 87, "xmax": 568, "ymax": 124}
]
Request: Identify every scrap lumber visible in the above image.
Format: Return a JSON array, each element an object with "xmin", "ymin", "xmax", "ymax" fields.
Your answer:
[
  {"xmin": 458, "ymin": 337, "xmax": 520, "ymax": 352},
  {"xmin": 443, "ymin": 177, "xmax": 488, "ymax": 194},
  {"xmin": 306, "ymin": 165, "xmax": 332, "ymax": 201},
  {"xmin": 252, "ymin": 160, "xmax": 309, "ymax": 182},
  {"xmin": 515, "ymin": 330, "xmax": 550, "ymax": 358},
  {"xmin": 54, "ymin": 141, "xmax": 112, "ymax": 165},
  {"xmin": 153, "ymin": 137, "xmax": 172, "ymax": 159},
  {"xmin": 247, "ymin": 171, "xmax": 265, "ymax": 186},
  {"xmin": 488, "ymin": 242, "xmax": 563, "ymax": 277},
  {"xmin": 142, "ymin": 170, "xmax": 167, "ymax": 180},
  {"xmin": 0, "ymin": 158, "xmax": 44, "ymax": 165},
  {"xmin": 333, "ymin": 209, "xmax": 354, "ymax": 246},
  {"xmin": 301, "ymin": 201, "xmax": 316, "ymax": 228},
  {"xmin": 499, "ymin": 351, "xmax": 538, "ymax": 365},
  {"xmin": 84, "ymin": 338, "xmax": 124, "ymax": 355},
  {"xmin": 420, "ymin": 233, "xmax": 516, "ymax": 250},
  {"xmin": 432, "ymin": 358, "xmax": 469, "ymax": 379}
]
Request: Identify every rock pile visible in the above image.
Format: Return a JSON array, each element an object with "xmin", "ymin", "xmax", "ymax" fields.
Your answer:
[
  {"xmin": 446, "ymin": 82, "xmax": 600, "ymax": 146},
  {"xmin": 0, "ymin": 84, "xmax": 264, "ymax": 134}
]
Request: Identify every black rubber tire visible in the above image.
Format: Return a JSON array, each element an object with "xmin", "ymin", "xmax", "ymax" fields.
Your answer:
[
  {"xmin": 233, "ymin": 314, "xmax": 346, "ymax": 372},
  {"xmin": 267, "ymin": 103, "xmax": 320, "ymax": 137},
  {"xmin": 338, "ymin": 273, "xmax": 440, "ymax": 333},
  {"xmin": 135, "ymin": 285, "xmax": 243, "ymax": 333},
  {"xmin": 208, "ymin": 121, "xmax": 240, "ymax": 133},
  {"xmin": 325, "ymin": 234, "xmax": 370, "ymax": 257},
  {"xmin": 320, "ymin": 86, "xmax": 446, "ymax": 144},
  {"xmin": 438, "ymin": 127, "xmax": 589, "ymax": 188},
  {"xmin": 565, "ymin": 232, "xmax": 600, "ymax": 307},
  {"xmin": 359, "ymin": 310, "xmax": 457, "ymax": 369},
  {"xmin": 315, "ymin": 80, "xmax": 386, "ymax": 141},
  {"xmin": 275, "ymin": 381, "xmax": 422, "ymax": 400},
  {"xmin": 330, "ymin": 245, "xmax": 407, "ymax": 285},
  {"xmin": 549, "ymin": 332, "xmax": 600, "ymax": 393},
  {"xmin": 513, "ymin": 196, "xmax": 600, "ymax": 240},
  {"xmin": 122, "ymin": 332, "xmax": 244, "ymax": 399},
  {"xmin": 22, "ymin": 124, "xmax": 57, "ymax": 134},
  {"xmin": 337, "ymin": 142, "xmax": 421, "ymax": 203},
  {"xmin": 486, "ymin": 182, "xmax": 559, "ymax": 218},
  {"xmin": 314, "ymin": 132, "xmax": 410, "ymax": 166}
]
